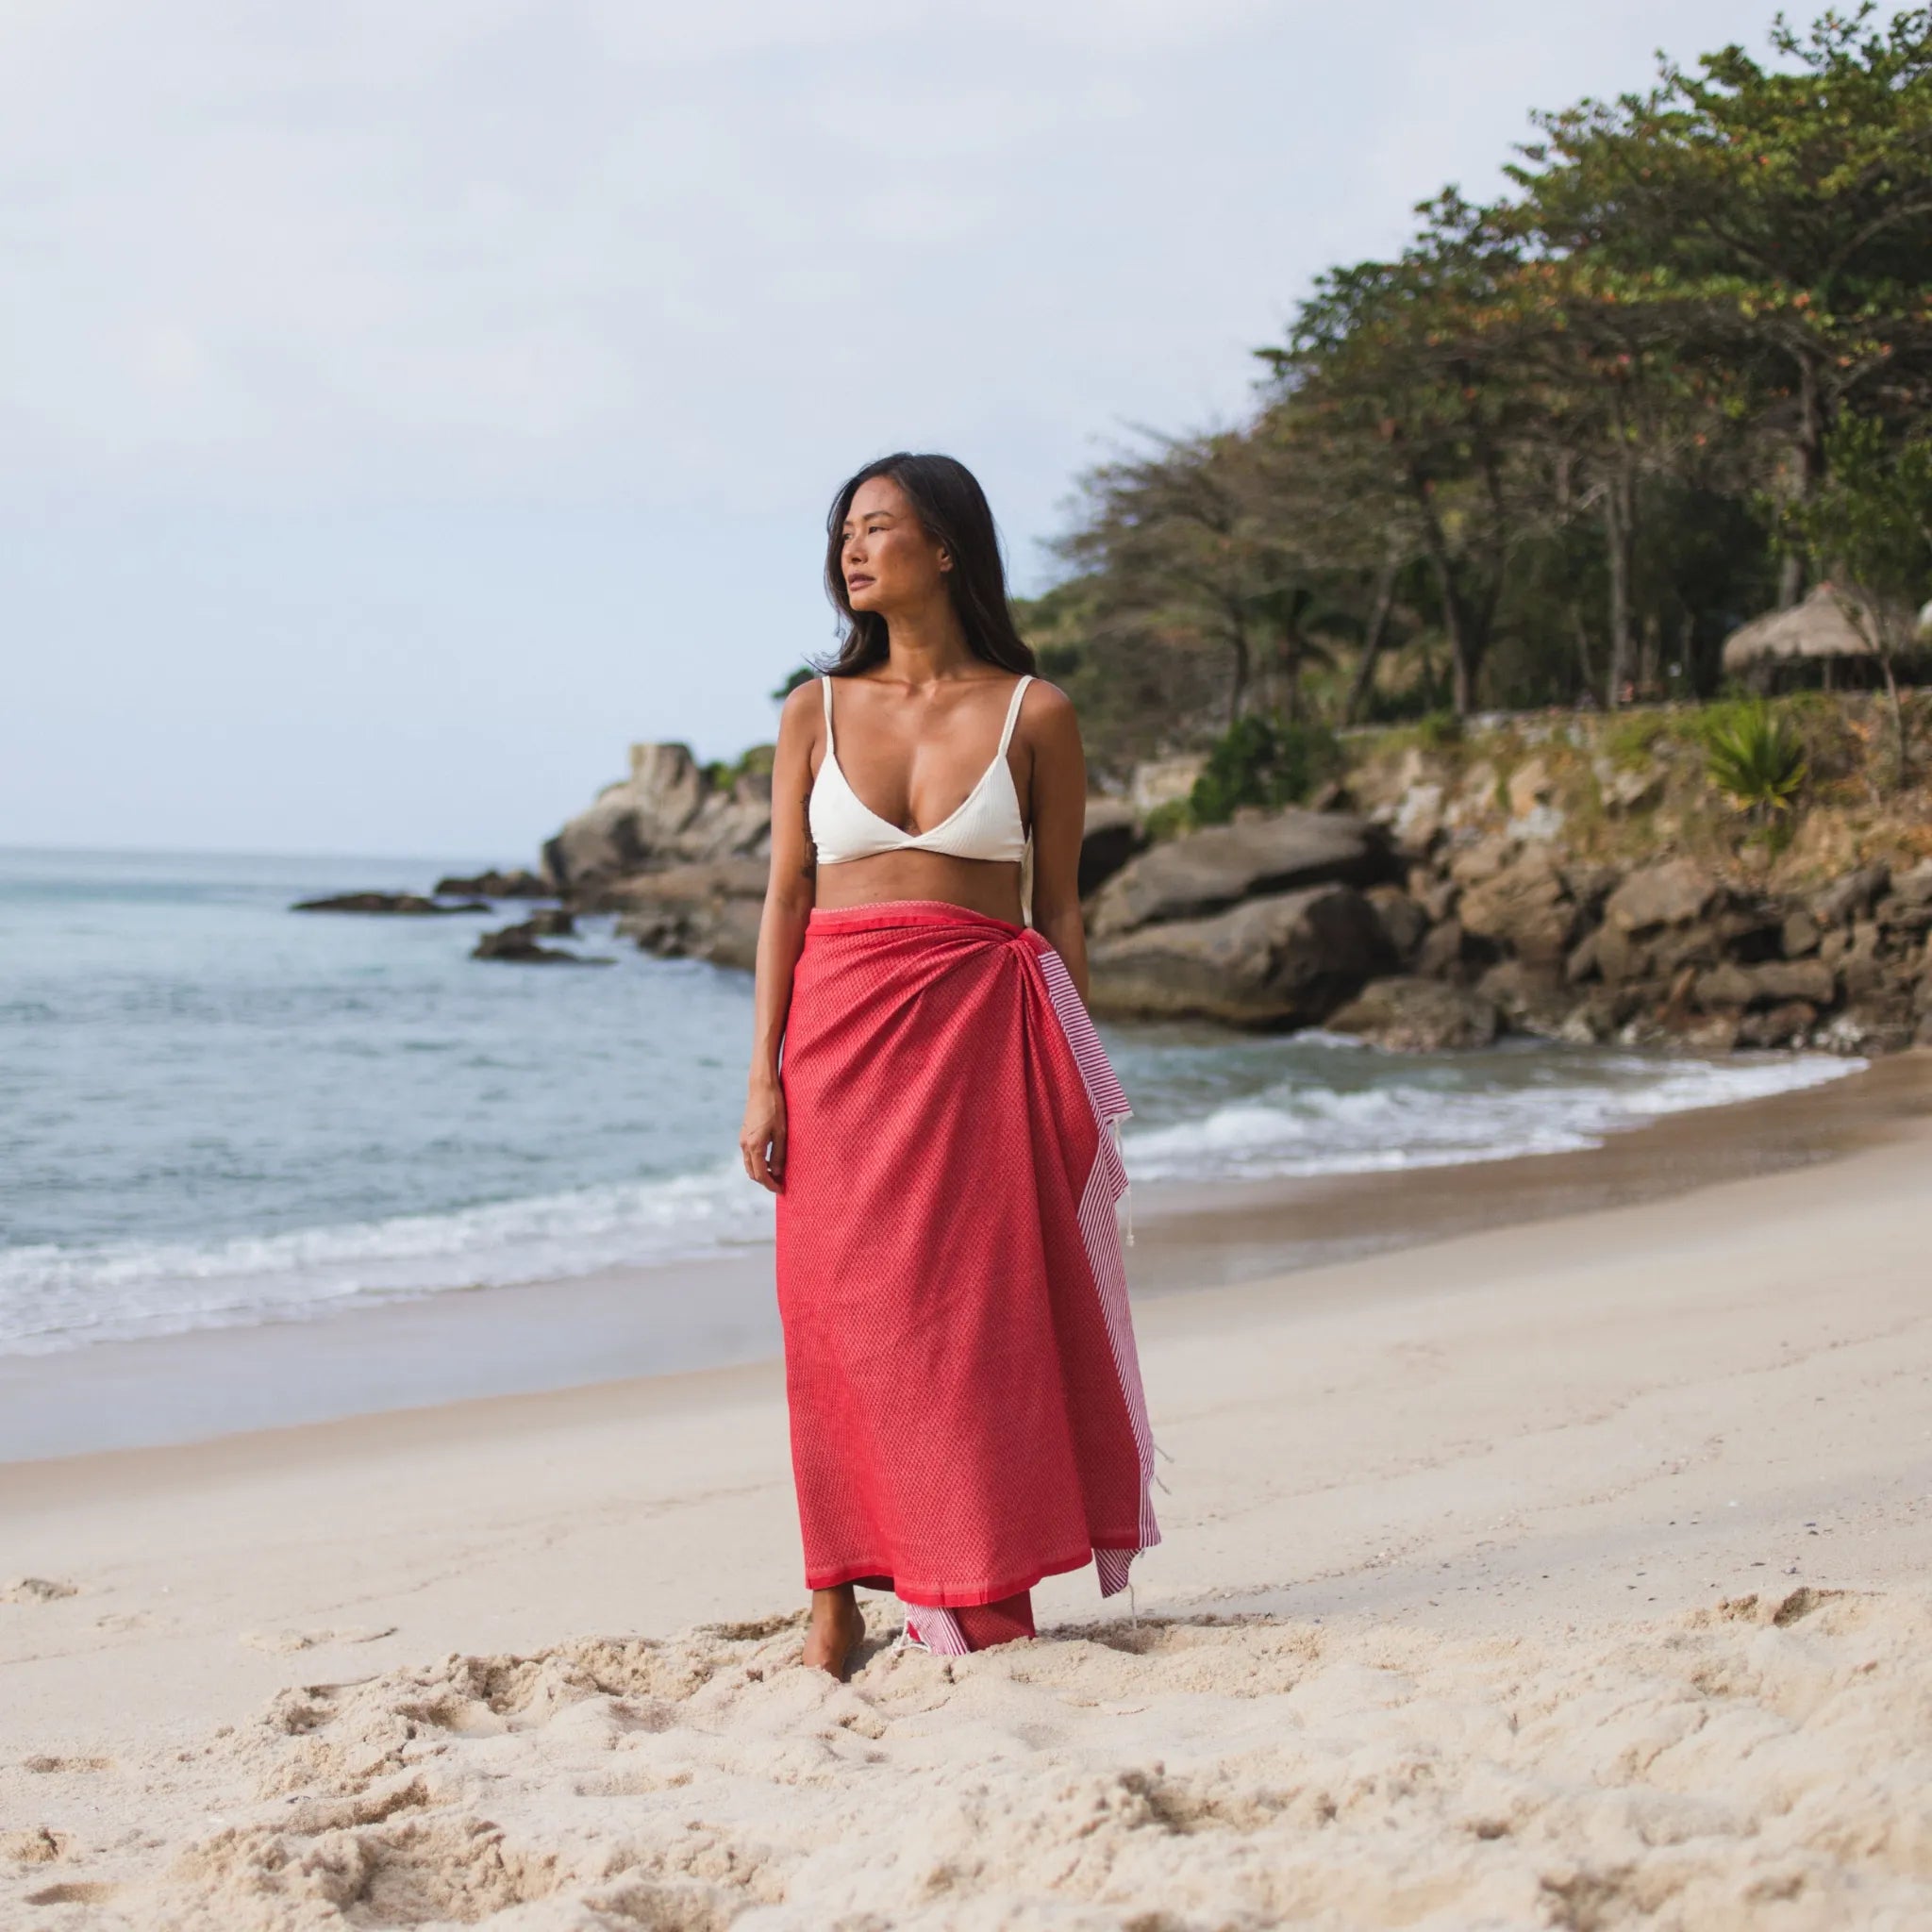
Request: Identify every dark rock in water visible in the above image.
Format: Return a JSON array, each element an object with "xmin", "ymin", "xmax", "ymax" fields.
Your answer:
[
  {"xmin": 1737, "ymin": 1000, "xmax": 1818, "ymax": 1049},
  {"xmin": 472, "ymin": 919, "xmax": 608, "ymax": 964},
  {"xmin": 606, "ymin": 859, "xmax": 766, "ymax": 971},
  {"xmin": 1474, "ymin": 959, "xmax": 1574, "ymax": 1038},
  {"xmin": 1086, "ymin": 811, "xmax": 1398, "ymax": 938},
  {"xmin": 1078, "ymin": 800, "xmax": 1146, "ymax": 900},
  {"xmin": 434, "ymin": 868, "xmax": 554, "ymax": 900},
  {"xmin": 292, "ymin": 892, "xmax": 490, "ymax": 915},
  {"xmin": 1086, "ymin": 883, "xmax": 1394, "ymax": 1027},
  {"xmin": 1559, "ymin": 990, "xmax": 1624, "ymax": 1044},
  {"xmin": 1826, "ymin": 996, "xmax": 1916, "ymax": 1055},
  {"xmin": 620, "ymin": 897, "xmax": 761, "ymax": 973},
  {"xmin": 1324, "ymin": 976, "xmax": 1501, "ymax": 1053},
  {"xmin": 1675, "ymin": 1009, "xmax": 1742, "ymax": 1053},
  {"xmin": 512, "ymin": 908, "xmax": 575, "ymax": 938}
]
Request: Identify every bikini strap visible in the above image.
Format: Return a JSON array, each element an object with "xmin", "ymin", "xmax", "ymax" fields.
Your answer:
[
  {"xmin": 997, "ymin": 675, "xmax": 1033, "ymax": 757},
  {"xmin": 821, "ymin": 674, "xmax": 835, "ymax": 751}
]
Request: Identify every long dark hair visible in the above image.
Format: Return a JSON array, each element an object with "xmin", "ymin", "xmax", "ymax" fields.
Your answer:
[{"xmin": 821, "ymin": 452, "xmax": 1037, "ymax": 677}]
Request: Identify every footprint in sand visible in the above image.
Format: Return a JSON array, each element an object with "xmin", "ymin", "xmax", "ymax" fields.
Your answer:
[
  {"xmin": 25, "ymin": 1882, "xmax": 120, "ymax": 1907},
  {"xmin": 2, "ymin": 1577, "xmax": 78, "ymax": 1604},
  {"xmin": 240, "ymin": 1625, "xmax": 398, "ymax": 1655}
]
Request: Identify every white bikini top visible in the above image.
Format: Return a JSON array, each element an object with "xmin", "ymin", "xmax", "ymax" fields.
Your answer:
[{"xmin": 809, "ymin": 674, "xmax": 1032, "ymax": 866}]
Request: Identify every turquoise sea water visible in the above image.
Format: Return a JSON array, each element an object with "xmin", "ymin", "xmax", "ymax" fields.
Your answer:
[{"xmin": 0, "ymin": 847, "xmax": 1857, "ymax": 1358}]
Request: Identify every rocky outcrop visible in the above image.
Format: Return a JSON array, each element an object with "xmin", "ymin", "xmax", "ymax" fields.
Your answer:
[
  {"xmin": 1388, "ymin": 841, "xmax": 1930, "ymax": 1056},
  {"xmin": 609, "ymin": 861, "xmax": 767, "ymax": 973},
  {"xmin": 1365, "ymin": 885, "xmax": 1430, "ymax": 967},
  {"xmin": 1086, "ymin": 811, "xmax": 1398, "ymax": 939},
  {"xmin": 472, "ymin": 915, "xmax": 608, "ymax": 964},
  {"xmin": 1602, "ymin": 858, "xmax": 1724, "ymax": 936},
  {"xmin": 1086, "ymin": 883, "xmax": 1393, "ymax": 1027},
  {"xmin": 1456, "ymin": 843, "xmax": 1575, "ymax": 970},
  {"xmin": 434, "ymin": 869, "xmax": 554, "ymax": 899},
  {"xmin": 516, "ymin": 704, "xmax": 1932, "ymax": 1055},
  {"xmin": 1324, "ymin": 977, "xmax": 1502, "ymax": 1053},
  {"xmin": 1073, "ymin": 774, "xmax": 1930, "ymax": 1054},
  {"xmin": 544, "ymin": 745, "xmax": 774, "ymax": 894},
  {"xmin": 1078, "ymin": 799, "xmax": 1146, "ymax": 898},
  {"xmin": 292, "ymin": 892, "xmax": 489, "ymax": 915}
]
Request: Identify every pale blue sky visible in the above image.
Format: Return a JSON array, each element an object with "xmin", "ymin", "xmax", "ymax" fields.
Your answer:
[{"xmin": 3, "ymin": 0, "xmax": 1782, "ymax": 860}]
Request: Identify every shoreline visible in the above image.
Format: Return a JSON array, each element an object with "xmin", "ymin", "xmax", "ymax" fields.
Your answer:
[
  {"xmin": 4, "ymin": 1057, "xmax": 1929, "ymax": 1924},
  {"xmin": 3, "ymin": 1051, "xmax": 1924, "ymax": 1464}
]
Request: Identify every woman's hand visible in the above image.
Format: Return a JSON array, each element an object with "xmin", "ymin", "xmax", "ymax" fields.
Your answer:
[{"xmin": 741, "ymin": 1075, "xmax": 787, "ymax": 1191}]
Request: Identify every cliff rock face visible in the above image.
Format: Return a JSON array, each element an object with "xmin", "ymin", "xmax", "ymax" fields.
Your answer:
[
  {"xmin": 526, "ymin": 702, "xmax": 1932, "ymax": 1053},
  {"xmin": 607, "ymin": 860, "xmax": 769, "ymax": 973},
  {"xmin": 1087, "ymin": 884, "xmax": 1394, "ymax": 1028},
  {"xmin": 1324, "ymin": 977, "xmax": 1502, "ymax": 1053},
  {"xmin": 543, "ymin": 739, "xmax": 1152, "ymax": 968},
  {"xmin": 1087, "ymin": 811, "xmax": 1398, "ymax": 939},
  {"xmin": 543, "ymin": 745, "xmax": 774, "ymax": 894}
]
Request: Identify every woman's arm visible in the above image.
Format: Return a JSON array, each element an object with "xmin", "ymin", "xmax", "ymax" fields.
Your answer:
[
  {"xmin": 1022, "ymin": 682, "xmax": 1092, "ymax": 1005},
  {"xmin": 740, "ymin": 679, "xmax": 821, "ymax": 1191}
]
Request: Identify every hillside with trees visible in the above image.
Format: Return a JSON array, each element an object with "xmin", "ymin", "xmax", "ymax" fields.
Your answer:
[{"xmin": 1026, "ymin": 5, "xmax": 1932, "ymax": 788}]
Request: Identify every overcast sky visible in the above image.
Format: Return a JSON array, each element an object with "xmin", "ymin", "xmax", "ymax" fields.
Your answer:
[{"xmin": 3, "ymin": 0, "xmax": 1784, "ymax": 861}]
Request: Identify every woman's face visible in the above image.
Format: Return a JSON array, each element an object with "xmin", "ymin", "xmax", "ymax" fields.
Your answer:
[{"xmin": 841, "ymin": 475, "xmax": 950, "ymax": 615}]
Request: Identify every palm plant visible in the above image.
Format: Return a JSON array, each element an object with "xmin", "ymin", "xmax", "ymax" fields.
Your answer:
[{"xmin": 1702, "ymin": 701, "xmax": 1808, "ymax": 820}]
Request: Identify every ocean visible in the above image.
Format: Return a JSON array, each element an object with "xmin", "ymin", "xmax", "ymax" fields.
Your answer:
[{"xmin": 0, "ymin": 846, "xmax": 1858, "ymax": 1361}]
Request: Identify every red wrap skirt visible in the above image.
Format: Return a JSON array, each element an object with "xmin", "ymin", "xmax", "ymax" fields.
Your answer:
[{"xmin": 774, "ymin": 901, "xmax": 1158, "ymax": 1648}]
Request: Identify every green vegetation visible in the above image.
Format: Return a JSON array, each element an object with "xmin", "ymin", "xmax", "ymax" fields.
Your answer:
[
  {"xmin": 1141, "ymin": 797, "xmax": 1194, "ymax": 842},
  {"xmin": 1793, "ymin": 414, "xmax": 1932, "ymax": 780},
  {"xmin": 1189, "ymin": 716, "xmax": 1345, "ymax": 824},
  {"xmin": 1019, "ymin": 7, "xmax": 1932, "ymax": 781},
  {"xmin": 1701, "ymin": 701, "xmax": 1810, "ymax": 818},
  {"xmin": 704, "ymin": 743, "xmax": 778, "ymax": 791}
]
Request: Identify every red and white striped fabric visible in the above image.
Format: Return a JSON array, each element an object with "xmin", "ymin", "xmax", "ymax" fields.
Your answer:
[{"xmin": 775, "ymin": 899, "xmax": 1158, "ymax": 1641}]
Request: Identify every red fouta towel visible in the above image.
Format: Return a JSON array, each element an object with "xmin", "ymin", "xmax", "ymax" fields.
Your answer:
[{"xmin": 775, "ymin": 899, "xmax": 1158, "ymax": 1620}]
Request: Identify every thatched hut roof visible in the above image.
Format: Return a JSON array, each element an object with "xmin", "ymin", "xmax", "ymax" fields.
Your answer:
[{"xmin": 1721, "ymin": 583, "xmax": 1880, "ymax": 673}]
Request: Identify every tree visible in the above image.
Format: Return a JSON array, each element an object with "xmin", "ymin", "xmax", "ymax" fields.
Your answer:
[
  {"xmin": 1259, "ymin": 197, "xmax": 1545, "ymax": 714},
  {"xmin": 1796, "ymin": 410, "xmax": 1932, "ymax": 776},
  {"xmin": 1057, "ymin": 429, "xmax": 1307, "ymax": 728},
  {"xmin": 1513, "ymin": 6, "xmax": 1932, "ymax": 603},
  {"xmin": 1478, "ymin": 248, "xmax": 1747, "ymax": 705}
]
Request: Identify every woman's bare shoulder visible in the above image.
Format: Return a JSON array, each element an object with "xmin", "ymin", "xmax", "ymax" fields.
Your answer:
[
  {"xmin": 777, "ymin": 675, "xmax": 824, "ymax": 729},
  {"xmin": 1019, "ymin": 677, "xmax": 1078, "ymax": 732}
]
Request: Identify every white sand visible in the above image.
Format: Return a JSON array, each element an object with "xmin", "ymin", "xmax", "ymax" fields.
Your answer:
[{"xmin": 4, "ymin": 1073, "xmax": 1931, "ymax": 1928}]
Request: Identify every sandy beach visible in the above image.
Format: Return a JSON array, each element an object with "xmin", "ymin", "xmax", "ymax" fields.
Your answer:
[{"xmin": 5, "ymin": 1056, "xmax": 1931, "ymax": 1928}]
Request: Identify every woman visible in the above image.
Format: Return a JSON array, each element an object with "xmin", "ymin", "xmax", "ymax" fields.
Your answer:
[{"xmin": 740, "ymin": 452, "xmax": 1158, "ymax": 1677}]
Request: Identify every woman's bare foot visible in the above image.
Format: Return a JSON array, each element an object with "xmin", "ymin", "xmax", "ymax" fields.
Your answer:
[{"xmin": 803, "ymin": 1586, "xmax": 864, "ymax": 1678}]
